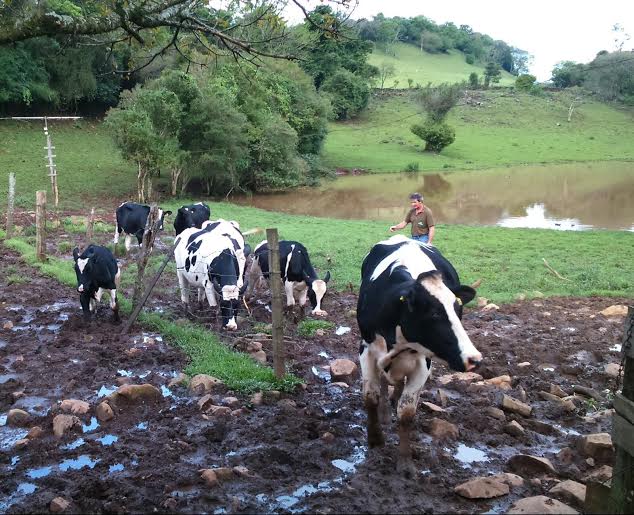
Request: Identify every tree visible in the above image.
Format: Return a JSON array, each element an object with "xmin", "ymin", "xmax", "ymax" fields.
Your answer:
[
  {"xmin": 378, "ymin": 62, "xmax": 396, "ymax": 90},
  {"xmin": 584, "ymin": 51, "xmax": 634, "ymax": 102},
  {"xmin": 321, "ymin": 68, "xmax": 370, "ymax": 120},
  {"xmin": 551, "ymin": 61, "xmax": 586, "ymax": 88},
  {"xmin": 515, "ymin": 74, "xmax": 536, "ymax": 91},
  {"xmin": 484, "ymin": 61, "xmax": 501, "ymax": 88},
  {"xmin": 468, "ymin": 72, "xmax": 479, "ymax": 89}
]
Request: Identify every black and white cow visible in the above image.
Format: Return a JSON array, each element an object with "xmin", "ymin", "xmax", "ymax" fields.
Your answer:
[
  {"xmin": 173, "ymin": 202, "xmax": 211, "ymax": 236},
  {"xmin": 72, "ymin": 245, "xmax": 121, "ymax": 322},
  {"xmin": 357, "ymin": 235, "xmax": 482, "ymax": 475},
  {"xmin": 114, "ymin": 202, "xmax": 172, "ymax": 251},
  {"xmin": 174, "ymin": 227, "xmax": 246, "ymax": 330},
  {"xmin": 247, "ymin": 240, "xmax": 330, "ymax": 316}
]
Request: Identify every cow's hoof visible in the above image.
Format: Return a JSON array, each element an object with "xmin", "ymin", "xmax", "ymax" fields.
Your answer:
[
  {"xmin": 312, "ymin": 309, "xmax": 328, "ymax": 317},
  {"xmin": 397, "ymin": 458, "xmax": 416, "ymax": 479},
  {"xmin": 367, "ymin": 431, "xmax": 385, "ymax": 448}
]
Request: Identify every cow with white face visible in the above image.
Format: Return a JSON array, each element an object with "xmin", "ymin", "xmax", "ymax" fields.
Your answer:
[
  {"xmin": 174, "ymin": 227, "xmax": 246, "ymax": 330},
  {"xmin": 114, "ymin": 202, "xmax": 172, "ymax": 251},
  {"xmin": 173, "ymin": 202, "xmax": 211, "ymax": 236},
  {"xmin": 357, "ymin": 235, "xmax": 482, "ymax": 476},
  {"xmin": 72, "ymin": 245, "xmax": 121, "ymax": 322},
  {"xmin": 246, "ymin": 240, "xmax": 330, "ymax": 316}
]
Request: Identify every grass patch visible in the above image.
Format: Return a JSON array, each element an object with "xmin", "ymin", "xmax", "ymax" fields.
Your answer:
[
  {"xmin": 252, "ymin": 322, "xmax": 272, "ymax": 335},
  {"xmin": 57, "ymin": 241, "xmax": 73, "ymax": 254},
  {"xmin": 62, "ymin": 216, "xmax": 115, "ymax": 234},
  {"xmin": 297, "ymin": 319, "xmax": 335, "ymax": 338},
  {"xmin": 1, "ymin": 230, "xmax": 301, "ymax": 393},
  {"xmin": 7, "ymin": 274, "xmax": 29, "ymax": 285}
]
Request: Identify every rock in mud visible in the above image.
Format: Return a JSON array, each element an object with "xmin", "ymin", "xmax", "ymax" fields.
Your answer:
[
  {"xmin": 60, "ymin": 399, "xmax": 90, "ymax": 415},
  {"xmin": 505, "ymin": 420, "xmax": 525, "ymax": 437},
  {"xmin": 329, "ymin": 359, "xmax": 358, "ymax": 384},
  {"xmin": 517, "ymin": 362, "xmax": 531, "ymax": 368},
  {"xmin": 50, "ymin": 497, "xmax": 71, "ymax": 513},
  {"xmin": 197, "ymin": 394, "xmax": 215, "ymax": 412},
  {"xmin": 507, "ymin": 454, "xmax": 557, "ymax": 476},
  {"xmin": 7, "ymin": 408, "xmax": 31, "ymax": 426},
  {"xmin": 438, "ymin": 372, "xmax": 483, "ymax": 386},
  {"xmin": 189, "ymin": 374, "xmax": 222, "ymax": 395},
  {"xmin": 502, "ymin": 395, "xmax": 532, "ymax": 417},
  {"xmin": 454, "ymin": 477, "xmax": 509, "ymax": 499},
  {"xmin": 27, "ymin": 425, "xmax": 44, "ymax": 439},
  {"xmin": 221, "ymin": 396, "xmax": 240, "ymax": 408},
  {"xmin": 96, "ymin": 401, "xmax": 114, "ymax": 422},
  {"xmin": 578, "ymin": 433, "xmax": 613, "ymax": 461},
  {"xmin": 250, "ymin": 392, "xmax": 263, "ymax": 405},
  {"xmin": 109, "ymin": 384, "xmax": 162, "ymax": 406},
  {"xmin": 428, "ymin": 418, "xmax": 459, "ymax": 440},
  {"xmin": 508, "ymin": 496, "xmax": 577, "ymax": 514},
  {"xmin": 437, "ymin": 388, "xmax": 449, "ymax": 407},
  {"xmin": 421, "ymin": 401, "xmax": 445, "ymax": 413},
  {"xmin": 484, "ymin": 375, "xmax": 512, "ymax": 389},
  {"xmin": 549, "ymin": 480, "xmax": 586, "ymax": 507},
  {"xmin": 251, "ymin": 350, "xmax": 267, "ymax": 364},
  {"xmin": 482, "ymin": 303, "xmax": 500, "ymax": 311},
  {"xmin": 3, "ymin": 320, "xmax": 14, "ymax": 330},
  {"xmin": 168, "ymin": 372, "xmax": 188, "ymax": 387},
  {"xmin": 583, "ymin": 465, "xmax": 612, "ymax": 483},
  {"xmin": 600, "ymin": 305, "xmax": 627, "ymax": 317},
  {"xmin": 604, "ymin": 363, "xmax": 620, "ymax": 378},
  {"xmin": 485, "ymin": 407, "xmax": 506, "ymax": 421},
  {"xmin": 200, "ymin": 469, "xmax": 218, "ymax": 487},
  {"xmin": 550, "ymin": 384, "xmax": 569, "ymax": 398},
  {"xmin": 321, "ymin": 431, "xmax": 335, "ymax": 443},
  {"xmin": 212, "ymin": 467, "xmax": 235, "ymax": 480},
  {"xmin": 556, "ymin": 448, "xmax": 576, "ymax": 465},
  {"xmin": 53, "ymin": 414, "xmax": 81, "ymax": 438},
  {"xmin": 233, "ymin": 465, "xmax": 251, "ymax": 478},
  {"xmin": 246, "ymin": 341, "xmax": 262, "ymax": 353},
  {"xmin": 490, "ymin": 473, "xmax": 524, "ymax": 488}
]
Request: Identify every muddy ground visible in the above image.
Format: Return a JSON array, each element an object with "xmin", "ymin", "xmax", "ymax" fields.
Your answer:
[{"xmin": 0, "ymin": 211, "xmax": 630, "ymax": 514}]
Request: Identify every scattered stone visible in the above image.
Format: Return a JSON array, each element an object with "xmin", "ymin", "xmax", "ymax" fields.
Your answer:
[
  {"xmin": 14, "ymin": 438, "xmax": 29, "ymax": 449},
  {"xmin": 246, "ymin": 341, "xmax": 262, "ymax": 353},
  {"xmin": 490, "ymin": 473, "xmax": 524, "ymax": 488},
  {"xmin": 604, "ymin": 363, "xmax": 620, "ymax": 378},
  {"xmin": 7, "ymin": 408, "xmax": 31, "ymax": 426},
  {"xmin": 508, "ymin": 454, "xmax": 556, "ymax": 476},
  {"xmin": 600, "ymin": 305, "xmax": 628, "ymax": 317},
  {"xmin": 549, "ymin": 480, "xmax": 586, "ymax": 507},
  {"xmin": 277, "ymin": 399, "xmax": 297, "ymax": 410},
  {"xmin": 168, "ymin": 373, "xmax": 188, "ymax": 388},
  {"xmin": 314, "ymin": 329, "xmax": 325, "ymax": 337},
  {"xmin": 586, "ymin": 457, "xmax": 595, "ymax": 467},
  {"xmin": 96, "ymin": 401, "xmax": 114, "ymax": 422},
  {"xmin": 207, "ymin": 405, "xmax": 232, "ymax": 417},
  {"xmin": 189, "ymin": 375, "xmax": 222, "ymax": 395},
  {"xmin": 517, "ymin": 386, "xmax": 527, "ymax": 402},
  {"xmin": 428, "ymin": 418, "xmax": 459, "ymax": 440},
  {"xmin": 330, "ymin": 382, "xmax": 350, "ymax": 389},
  {"xmin": 502, "ymin": 395, "xmax": 532, "ymax": 417},
  {"xmin": 11, "ymin": 390, "xmax": 25, "ymax": 402},
  {"xmin": 233, "ymin": 465, "xmax": 251, "ymax": 478},
  {"xmin": 27, "ymin": 426, "xmax": 44, "ymax": 440},
  {"xmin": 115, "ymin": 377, "xmax": 132, "ymax": 386},
  {"xmin": 557, "ymin": 448, "xmax": 576, "ymax": 465},
  {"xmin": 329, "ymin": 359, "xmax": 358, "ymax": 384},
  {"xmin": 454, "ymin": 477, "xmax": 509, "ymax": 499},
  {"xmin": 251, "ymin": 350, "xmax": 267, "ymax": 364},
  {"xmin": 110, "ymin": 384, "xmax": 161, "ymax": 406},
  {"xmin": 3, "ymin": 320, "xmax": 14, "ymax": 330},
  {"xmin": 124, "ymin": 348, "xmax": 141, "ymax": 357},
  {"xmin": 476, "ymin": 297, "xmax": 488, "ymax": 308},
  {"xmin": 250, "ymin": 392, "xmax": 263, "ymax": 406},
  {"xmin": 200, "ymin": 469, "xmax": 218, "ymax": 487},
  {"xmin": 583, "ymin": 465, "xmax": 612, "ymax": 484},
  {"xmin": 505, "ymin": 420, "xmax": 525, "ymax": 437},
  {"xmin": 529, "ymin": 478, "xmax": 542, "ymax": 487},
  {"xmin": 485, "ymin": 375, "xmax": 512, "ymax": 388},
  {"xmin": 53, "ymin": 414, "xmax": 81, "ymax": 438},
  {"xmin": 60, "ymin": 399, "xmax": 90, "ymax": 415},
  {"xmin": 437, "ymin": 389, "xmax": 449, "ymax": 407},
  {"xmin": 221, "ymin": 396, "xmax": 240, "ymax": 408},
  {"xmin": 517, "ymin": 362, "xmax": 531, "ymax": 368},
  {"xmin": 50, "ymin": 497, "xmax": 71, "ymax": 513},
  {"xmin": 162, "ymin": 498, "xmax": 177, "ymax": 511},
  {"xmin": 321, "ymin": 432, "xmax": 335, "ymax": 443},
  {"xmin": 507, "ymin": 496, "xmax": 577, "ymax": 514},
  {"xmin": 197, "ymin": 394, "xmax": 215, "ymax": 412},
  {"xmin": 550, "ymin": 384, "xmax": 569, "ymax": 398},
  {"xmin": 578, "ymin": 433, "xmax": 613, "ymax": 460},
  {"xmin": 529, "ymin": 420, "xmax": 559, "ymax": 435},
  {"xmin": 212, "ymin": 467, "xmax": 235, "ymax": 480},
  {"xmin": 421, "ymin": 401, "xmax": 445, "ymax": 413},
  {"xmin": 231, "ymin": 409, "xmax": 246, "ymax": 417},
  {"xmin": 483, "ymin": 303, "xmax": 500, "ymax": 311},
  {"xmin": 438, "ymin": 372, "xmax": 483, "ymax": 385},
  {"xmin": 485, "ymin": 407, "xmax": 506, "ymax": 421}
]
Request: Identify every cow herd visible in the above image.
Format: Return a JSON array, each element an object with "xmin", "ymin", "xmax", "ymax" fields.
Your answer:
[{"xmin": 71, "ymin": 201, "xmax": 482, "ymax": 475}]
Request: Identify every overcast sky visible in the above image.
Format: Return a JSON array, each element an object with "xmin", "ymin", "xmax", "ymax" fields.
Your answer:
[{"xmin": 284, "ymin": 0, "xmax": 634, "ymax": 80}]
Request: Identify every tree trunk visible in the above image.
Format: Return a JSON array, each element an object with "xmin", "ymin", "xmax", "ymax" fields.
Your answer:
[
  {"xmin": 137, "ymin": 161, "xmax": 146, "ymax": 203},
  {"xmin": 146, "ymin": 175, "xmax": 153, "ymax": 202},
  {"xmin": 170, "ymin": 166, "xmax": 182, "ymax": 196}
]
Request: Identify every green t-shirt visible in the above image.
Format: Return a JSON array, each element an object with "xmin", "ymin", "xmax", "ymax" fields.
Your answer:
[{"xmin": 405, "ymin": 206, "xmax": 435, "ymax": 236}]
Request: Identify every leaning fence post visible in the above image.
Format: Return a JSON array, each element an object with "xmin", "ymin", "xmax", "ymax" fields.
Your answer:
[
  {"xmin": 86, "ymin": 207, "xmax": 95, "ymax": 243},
  {"xmin": 267, "ymin": 228, "xmax": 285, "ymax": 379},
  {"xmin": 6, "ymin": 172, "xmax": 15, "ymax": 239},
  {"xmin": 35, "ymin": 190, "xmax": 47, "ymax": 261}
]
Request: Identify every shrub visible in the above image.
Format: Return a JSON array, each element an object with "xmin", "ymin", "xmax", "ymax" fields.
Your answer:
[
  {"xmin": 413, "ymin": 82, "xmax": 464, "ymax": 123},
  {"xmin": 297, "ymin": 319, "xmax": 335, "ymax": 337},
  {"xmin": 468, "ymin": 72, "xmax": 479, "ymax": 89},
  {"xmin": 321, "ymin": 68, "xmax": 370, "ymax": 120},
  {"xmin": 403, "ymin": 162, "xmax": 420, "ymax": 173},
  {"xmin": 410, "ymin": 122, "xmax": 456, "ymax": 152},
  {"xmin": 465, "ymin": 54, "xmax": 475, "ymax": 65},
  {"xmin": 57, "ymin": 241, "xmax": 73, "ymax": 253},
  {"xmin": 515, "ymin": 74, "xmax": 537, "ymax": 91}
]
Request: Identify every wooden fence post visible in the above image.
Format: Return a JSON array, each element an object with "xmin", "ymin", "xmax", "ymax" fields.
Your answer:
[
  {"xmin": 86, "ymin": 207, "xmax": 95, "ymax": 243},
  {"xmin": 44, "ymin": 117, "xmax": 59, "ymax": 207},
  {"xmin": 6, "ymin": 172, "xmax": 15, "ymax": 239},
  {"xmin": 267, "ymin": 228, "xmax": 285, "ymax": 379},
  {"xmin": 132, "ymin": 204, "xmax": 160, "ymax": 309},
  {"xmin": 35, "ymin": 190, "xmax": 46, "ymax": 261},
  {"xmin": 609, "ymin": 306, "xmax": 634, "ymax": 513}
]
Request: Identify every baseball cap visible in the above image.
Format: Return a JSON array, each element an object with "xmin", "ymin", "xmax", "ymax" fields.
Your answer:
[{"xmin": 409, "ymin": 192, "xmax": 423, "ymax": 201}]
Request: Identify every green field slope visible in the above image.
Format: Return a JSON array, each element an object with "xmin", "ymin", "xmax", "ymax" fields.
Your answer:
[
  {"xmin": 368, "ymin": 42, "xmax": 516, "ymax": 87},
  {"xmin": 323, "ymin": 90, "xmax": 634, "ymax": 172}
]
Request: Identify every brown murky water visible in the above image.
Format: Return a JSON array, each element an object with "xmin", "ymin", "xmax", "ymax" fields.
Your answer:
[{"xmin": 231, "ymin": 162, "xmax": 634, "ymax": 231}]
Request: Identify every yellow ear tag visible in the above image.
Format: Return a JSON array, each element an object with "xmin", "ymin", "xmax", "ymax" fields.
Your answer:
[
  {"xmin": 400, "ymin": 296, "xmax": 405, "ymax": 302},
  {"xmin": 455, "ymin": 297, "xmax": 463, "ymax": 306}
]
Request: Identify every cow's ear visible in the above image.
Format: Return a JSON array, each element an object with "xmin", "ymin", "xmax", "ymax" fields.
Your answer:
[
  {"xmin": 454, "ymin": 285, "xmax": 476, "ymax": 306},
  {"xmin": 243, "ymin": 243, "xmax": 252, "ymax": 258},
  {"xmin": 72, "ymin": 247, "xmax": 80, "ymax": 262},
  {"xmin": 164, "ymin": 210, "xmax": 172, "ymax": 216},
  {"xmin": 323, "ymin": 271, "xmax": 331, "ymax": 283}
]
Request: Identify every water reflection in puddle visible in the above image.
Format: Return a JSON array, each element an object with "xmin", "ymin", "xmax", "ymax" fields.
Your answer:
[
  {"xmin": 0, "ymin": 427, "xmax": 29, "ymax": 450},
  {"xmin": 82, "ymin": 417, "xmax": 99, "ymax": 433},
  {"xmin": 59, "ymin": 455, "xmax": 100, "ymax": 471},
  {"xmin": 17, "ymin": 483, "xmax": 37, "ymax": 494},
  {"xmin": 97, "ymin": 434, "xmax": 118, "ymax": 446},
  {"xmin": 109, "ymin": 463, "xmax": 125, "ymax": 473},
  {"xmin": 136, "ymin": 422, "xmax": 148, "ymax": 430},
  {"xmin": 96, "ymin": 385, "xmax": 117, "ymax": 398},
  {"xmin": 448, "ymin": 444, "xmax": 490, "ymax": 467},
  {"xmin": 311, "ymin": 366, "xmax": 331, "ymax": 383},
  {"xmin": 61, "ymin": 438, "xmax": 85, "ymax": 450},
  {"xmin": 27, "ymin": 466, "xmax": 53, "ymax": 479},
  {"xmin": 161, "ymin": 385, "xmax": 173, "ymax": 398}
]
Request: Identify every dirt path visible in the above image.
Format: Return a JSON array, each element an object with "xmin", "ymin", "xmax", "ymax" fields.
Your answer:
[{"xmin": 1, "ymin": 221, "xmax": 630, "ymax": 513}]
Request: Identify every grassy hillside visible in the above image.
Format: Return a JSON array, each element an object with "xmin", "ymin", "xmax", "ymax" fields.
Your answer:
[
  {"xmin": 323, "ymin": 90, "xmax": 634, "ymax": 172},
  {"xmin": 368, "ymin": 42, "xmax": 516, "ymax": 87},
  {"xmin": 0, "ymin": 119, "xmax": 136, "ymax": 209}
]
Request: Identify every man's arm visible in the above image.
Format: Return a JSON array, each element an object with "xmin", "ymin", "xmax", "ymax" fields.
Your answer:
[
  {"xmin": 389, "ymin": 220, "xmax": 408, "ymax": 232},
  {"xmin": 427, "ymin": 225, "xmax": 436, "ymax": 245}
]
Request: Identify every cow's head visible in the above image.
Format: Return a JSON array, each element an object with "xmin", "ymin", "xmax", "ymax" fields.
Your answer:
[
  {"xmin": 209, "ymin": 249, "xmax": 246, "ymax": 330},
  {"xmin": 304, "ymin": 271, "xmax": 331, "ymax": 316},
  {"xmin": 158, "ymin": 208, "xmax": 172, "ymax": 231},
  {"xmin": 174, "ymin": 207, "xmax": 195, "ymax": 235},
  {"xmin": 397, "ymin": 271, "xmax": 481, "ymax": 372}
]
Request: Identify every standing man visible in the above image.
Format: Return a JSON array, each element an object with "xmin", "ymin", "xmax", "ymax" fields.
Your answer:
[{"xmin": 389, "ymin": 192, "xmax": 435, "ymax": 244}]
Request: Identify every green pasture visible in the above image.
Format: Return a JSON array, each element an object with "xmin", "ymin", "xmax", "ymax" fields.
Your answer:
[
  {"xmin": 368, "ymin": 43, "xmax": 515, "ymax": 88},
  {"xmin": 323, "ymin": 90, "xmax": 634, "ymax": 172}
]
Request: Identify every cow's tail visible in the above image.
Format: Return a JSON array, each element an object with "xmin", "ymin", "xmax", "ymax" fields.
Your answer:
[{"xmin": 242, "ymin": 227, "xmax": 263, "ymax": 236}]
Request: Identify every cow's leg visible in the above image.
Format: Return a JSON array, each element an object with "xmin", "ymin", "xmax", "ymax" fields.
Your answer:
[
  {"xmin": 204, "ymin": 283, "xmax": 217, "ymax": 308},
  {"xmin": 296, "ymin": 282, "xmax": 308, "ymax": 307},
  {"xmin": 391, "ymin": 379, "xmax": 405, "ymax": 411},
  {"xmin": 396, "ymin": 355, "xmax": 431, "ymax": 477},
  {"xmin": 177, "ymin": 270, "xmax": 190, "ymax": 308},
  {"xmin": 284, "ymin": 280, "xmax": 296, "ymax": 307},
  {"xmin": 124, "ymin": 234, "xmax": 133, "ymax": 252},
  {"xmin": 79, "ymin": 293, "xmax": 91, "ymax": 322},
  {"xmin": 360, "ymin": 338, "xmax": 387, "ymax": 448},
  {"xmin": 379, "ymin": 374, "xmax": 391, "ymax": 425},
  {"xmin": 235, "ymin": 248, "xmax": 246, "ymax": 289},
  {"xmin": 110, "ymin": 267, "xmax": 120, "ymax": 321},
  {"xmin": 113, "ymin": 222, "xmax": 120, "ymax": 244}
]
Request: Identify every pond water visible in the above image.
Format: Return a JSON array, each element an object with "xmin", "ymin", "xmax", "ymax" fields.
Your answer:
[{"xmin": 231, "ymin": 162, "xmax": 634, "ymax": 231}]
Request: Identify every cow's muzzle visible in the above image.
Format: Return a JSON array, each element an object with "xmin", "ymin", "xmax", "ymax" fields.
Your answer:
[{"xmin": 465, "ymin": 354, "xmax": 483, "ymax": 371}]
